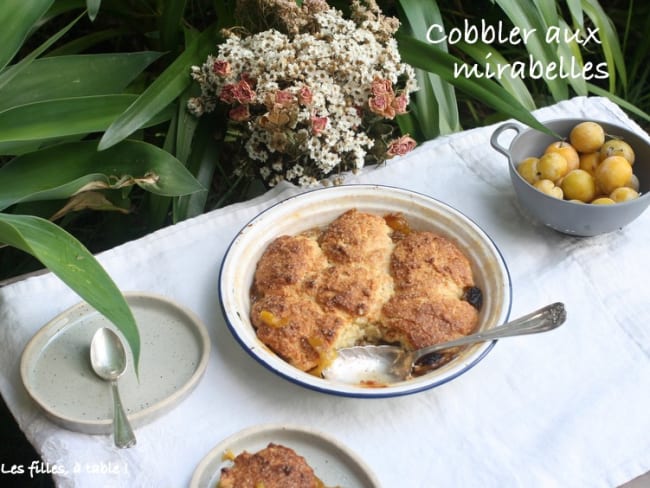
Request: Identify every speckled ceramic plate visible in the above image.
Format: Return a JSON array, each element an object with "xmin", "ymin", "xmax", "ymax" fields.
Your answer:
[
  {"xmin": 20, "ymin": 292, "xmax": 210, "ymax": 434},
  {"xmin": 189, "ymin": 424, "xmax": 380, "ymax": 488}
]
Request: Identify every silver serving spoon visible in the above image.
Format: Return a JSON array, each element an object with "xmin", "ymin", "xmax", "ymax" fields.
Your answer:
[
  {"xmin": 90, "ymin": 327, "xmax": 137, "ymax": 448},
  {"xmin": 322, "ymin": 302, "xmax": 566, "ymax": 384}
]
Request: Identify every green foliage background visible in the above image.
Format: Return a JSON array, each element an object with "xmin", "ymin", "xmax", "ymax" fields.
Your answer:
[{"xmin": 0, "ymin": 0, "xmax": 648, "ymax": 360}]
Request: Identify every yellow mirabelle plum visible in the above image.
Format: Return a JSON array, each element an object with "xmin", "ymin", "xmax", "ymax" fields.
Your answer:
[
  {"xmin": 544, "ymin": 141, "xmax": 579, "ymax": 171},
  {"xmin": 624, "ymin": 174, "xmax": 640, "ymax": 192},
  {"xmin": 578, "ymin": 152, "xmax": 600, "ymax": 175},
  {"xmin": 599, "ymin": 139, "xmax": 635, "ymax": 165},
  {"xmin": 517, "ymin": 157, "xmax": 541, "ymax": 185},
  {"xmin": 594, "ymin": 156, "xmax": 633, "ymax": 194},
  {"xmin": 560, "ymin": 169, "xmax": 597, "ymax": 203},
  {"xmin": 537, "ymin": 152, "xmax": 569, "ymax": 182},
  {"xmin": 569, "ymin": 121, "xmax": 605, "ymax": 153},
  {"xmin": 610, "ymin": 187, "xmax": 640, "ymax": 203},
  {"xmin": 534, "ymin": 179, "xmax": 564, "ymax": 199},
  {"xmin": 591, "ymin": 197, "xmax": 616, "ymax": 205}
]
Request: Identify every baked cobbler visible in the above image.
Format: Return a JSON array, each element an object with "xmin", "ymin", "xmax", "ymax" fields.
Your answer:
[{"xmin": 250, "ymin": 209, "xmax": 482, "ymax": 374}]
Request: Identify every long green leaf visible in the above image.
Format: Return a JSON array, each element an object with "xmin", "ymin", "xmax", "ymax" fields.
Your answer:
[
  {"xmin": 557, "ymin": 18, "xmax": 587, "ymax": 97},
  {"xmin": 160, "ymin": 0, "xmax": 188, "ymax": 53},
  {"xmin": 0, "ymin": 213, "xmax": 140, "ymax": 370},
  {"xmin": 86, "ymin": 0, "xmax": 101, "ymax": 21},
  {"xmin": 98, "ymin": 23, "xmax": 220, "ymax": 150},
  {"xmin": 39, "ymin": 0, "xmax": 86, "ymax": 26},
  {"xmin": 395, "ymin": 32, "xmax": 555, "ymax": 136},
  {"xmin": 0, "ymin": 0, "xmax": 53, "ymax": 70},
  {"xmin": 494, "ymin": 0, "xmax": 569, "ymax": 101},
  {"xmin": 0, "ymin": 95, "xmax": 172, "ymax": 143},
  {"xmin": 173, "ymin": 114, "xmax": 217, "ymax": 222},
  {"xmin": 0, "ymin": 11, "xmax": 83, "ymax": 92},
  {"xmin": 456, "ymin": 41, "xmax": 537, "ymax": 110},
  {"xmin": 566, "ymin": 0, "xmax": 585, "ymax": 29},
  {"xmin": 532, "ymin": 0, "xmax": 559, "ymax": 27},
  {"xmin": 0, "ymin": 140, "xmax": 205, "ymax": 210},
  {"xmin": 0, "ymin": 52, "xmax": 162, "ymax": 112},
  {"xmin": 46, "ymin": 28, "xmax": 129, "ymax": 57},
  {"xmin": 397, "ymin": 0, "xmax": 460, "ymax": 136},
  {"xmin": 582, "ymin": 0, "xmax": 627, "ymax": 92},
  {"xmin": 586, "ymin": 82, "xmax": 650, "ymax": 122}
]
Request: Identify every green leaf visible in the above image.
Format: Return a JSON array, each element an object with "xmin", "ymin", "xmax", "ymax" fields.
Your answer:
[
  {"xmin": 0, "ymin": 51, "xmax": 162, "ymax": 112},
  {"xmin": 566, "ymin": 0, "xmax": 585, "ymax": 29},
  {"xmin": 0, "ymin": 94, "xmax": 172, "ymax": 144},
  {"xmin": 395, "ymin": 32, "xmax": 556, "ymax": 136},
  {"xmin": 586, "ymin": 82, "xmax": 650, "ymax": 122},
  {"xmin": 582, "ymin": 0, "xmax": 627, "ymax": 92},
  {"xmin": 86, "ymin": 0, "xmax": 101, "ymax": 21},
  {"xmin": 0, "ymin": 11, "xmax": 84, "ymax": 93},
  {"xmin": 0, "ymin": 0, "xmax": 54, "ymax": 70},
  {"xmin": 172, "ymin": 114, "xmax": 217, "ymax": 222},
  {"xmin": 532, "ymin": 0, "xmax": 559, "ymax": 27},
  {"xmin": 397, "ymin": 0, "xmax": 460, "ymax": 136},
  {"xmin": 456, "ymin": 41, "xmax": 537, "ymax": 110},
  {"xmin": 493, "ymin": 0, "xmax": 569, "ymax": 101},
  {"xmin": 0, "ymin": 212, "xmax": 140, "ymax": 371},
  {"xmin": 0, "ymin": 140, "xmax": 205, "ymax": 210},
  {"xmin": 160, "ymin": 0, "xmax": 188, "ymax": 53},
  {"xmin": 556, "ymin": 18, "xmax": 587, "ymax": 97},
  {"xmin": 46, "ymin": 28, "xmax": 129, "ymax": 57},
  {"xmin": 98, "ymin": 23, "xmax": 220, "ymax": 150}
]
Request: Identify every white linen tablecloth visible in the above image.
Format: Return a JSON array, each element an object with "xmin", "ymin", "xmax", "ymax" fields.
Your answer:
[{"xmin": 1, "ymin": 96, "xmax": 649, "ymax": 487}]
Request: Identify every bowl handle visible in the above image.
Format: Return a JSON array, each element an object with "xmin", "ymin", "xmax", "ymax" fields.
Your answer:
[{"xmin": 490, "ymin": 122, "xmax": 522, "ymax": 158}]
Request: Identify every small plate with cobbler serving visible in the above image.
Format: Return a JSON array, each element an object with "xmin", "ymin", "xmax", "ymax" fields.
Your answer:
[
  {"xmin": 189, "ymin": 424, "xmax": 379, "ymax": 488},
  {"xmin": 219, "ymin": 185, "xmax": 512, "ymax": 398}
]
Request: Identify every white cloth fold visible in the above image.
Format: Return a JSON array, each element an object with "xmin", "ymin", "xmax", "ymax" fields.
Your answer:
[{"xmin": 1, "ymin": 96, "xmax": 648, "ymax": 487}]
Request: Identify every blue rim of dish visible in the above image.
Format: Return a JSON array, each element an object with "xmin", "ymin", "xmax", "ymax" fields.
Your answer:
[{"xmin": 218, "ymin": 184, "xmax": 513, "ymax": 398}]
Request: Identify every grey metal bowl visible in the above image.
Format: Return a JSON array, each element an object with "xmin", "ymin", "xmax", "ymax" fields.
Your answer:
[{"xmin": 491, "ymin": 118, "xmax": 650, "ymax": 236}]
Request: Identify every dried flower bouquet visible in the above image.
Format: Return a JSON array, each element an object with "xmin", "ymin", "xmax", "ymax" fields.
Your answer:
[{"xmin": 188, "ymin": 0, "xmax": 417, "ymax": 187}]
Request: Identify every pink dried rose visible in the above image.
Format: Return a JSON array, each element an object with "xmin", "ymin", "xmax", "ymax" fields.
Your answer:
[
  {"xmin": 219, "ymin": 79, "xmax": 256, "ymax": 105},
  {"xmin": 369, "ymin": 93, "xmax": 396, "ymax": 119},
  {"xmin": 298, "ymin": 86, "xmax": 313, "ymax": 106},
  {"xmin": 228, "ymin": 104, "xmax": 250, "ymax": 122},
  {"xmin": 371, "ymin": 77, "xmax": 394, "ymax": 96},
  {"xmin": 274, "ymin": 90, "xmax": 295, "ymax": 107},
  {"xmin": 240, "ymin": 72, "xmax": 256, "ymax": 89},
  {"xmin": 392, "ymin": 93, "xmax": 409, "ymax": 114},
  {"xmin": 218, "ymin": 83, "xmax": 238, "ymax": 104},
  {"xmin": 235, "ymin": 79, "xmax": 255, "ymax": 104},
  {"xmin": 311, "ymin": 115, "xmax": 328, "ymax": 134},
  {"xmin": 212, "ymin": 59, "xmax": 231, "ymax": 77},
  {"xmin": 387, "ymin": 135, "xmax": 416, "ymax": 157}
]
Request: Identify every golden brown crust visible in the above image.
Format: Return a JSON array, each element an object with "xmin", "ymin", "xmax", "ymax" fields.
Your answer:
[
  {"xmin": 253, "ymin": 234, "xmax": 327, "ymax": 296},
  {"xmin": 218, "ymin": 443, "xmax": 320, "ymax": 488},
  {"xmin": 315, "ymin": 264, "xmax": 390, "ymax": 321},
  {"xmin": 251, "ymin": 292, "xmax": 345, "ymax": 371},
  {"xmin": 319, "ymin": 209, "xmax": 393, "ymax": 266},
  {"xmin": 381, "ymin": 292, "xmax": 478, "ymax": 348},
  {"xmin": 391, "ymin": 231, "xmax": 474, "ymax": 296},
  {"xmin": 250, "ymin": 210, "xmax": 481, "ymax": 372}
]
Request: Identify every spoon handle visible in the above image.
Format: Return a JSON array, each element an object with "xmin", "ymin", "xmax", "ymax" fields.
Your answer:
[
  {"xmin": 413, "ymin": 302, "xmax": 566, "ymax": 363},
  {"xmin": 111, "ymin": 381, "xmax": 136, "ymax": 449}
]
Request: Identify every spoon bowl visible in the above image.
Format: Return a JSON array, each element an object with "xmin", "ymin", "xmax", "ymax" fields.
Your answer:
[
  {"xmin": 322, "ymin": 303, "xmax": 566, "ymax": 385},
  {"xmin": 90, "ymin": 327, "xmax": 136, "ymax": 448}
]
